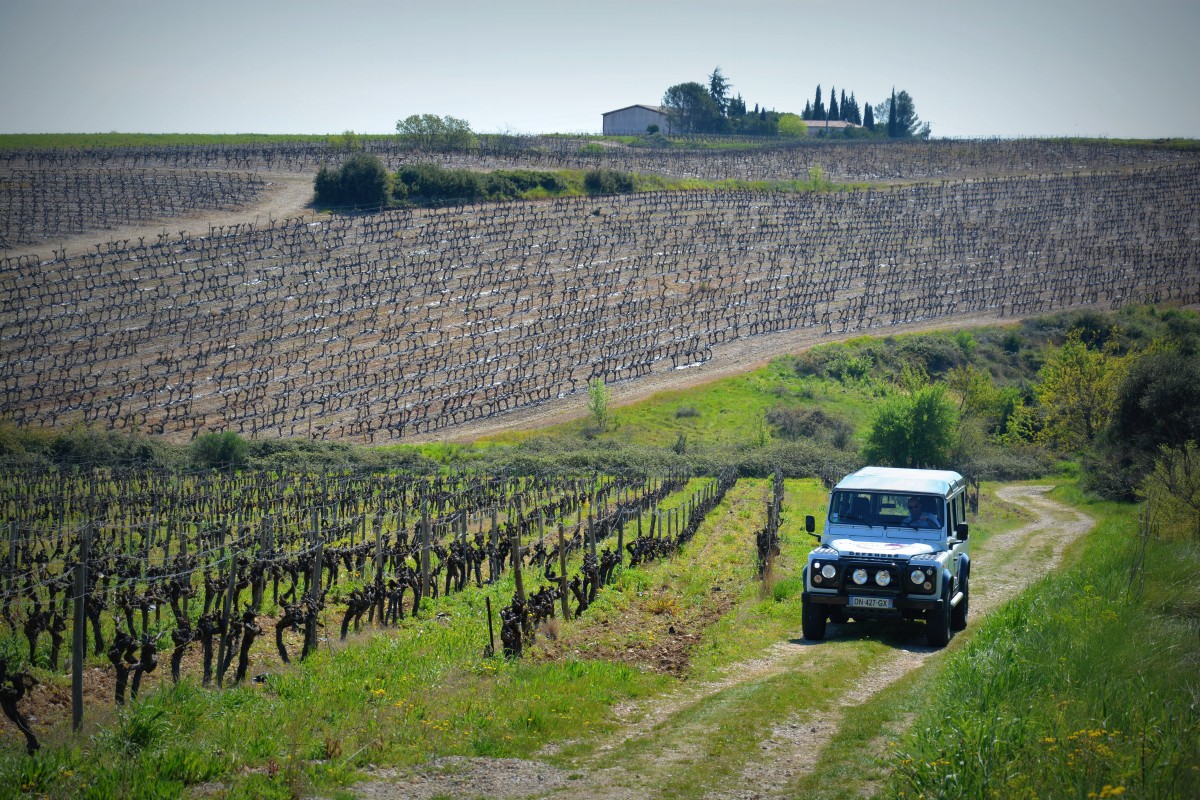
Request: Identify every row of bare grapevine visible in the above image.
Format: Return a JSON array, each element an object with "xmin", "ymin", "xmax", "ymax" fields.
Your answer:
[
  {"xmin": 0, "ymin": 463, "xmax": 746, "ymax": 748},
  {"xmin": 2, "ymin": 165, "xmax": 1197, "ymax": 442},
  {"xmin": 0, "ymin": 168, "xmax": 264, "ymax": 248},
  {"xmin": 2, "ymin": 137, "xmax": 1194, "ymax": 182}
]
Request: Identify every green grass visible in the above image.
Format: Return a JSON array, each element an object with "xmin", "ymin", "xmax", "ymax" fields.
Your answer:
[
  {"xmin": 484, "ymin": 359, "xmax": 876, "ymax": 452},
  {"xmin": 878, "ymin": 484, "xmax": 1200, "ymax": 800}
]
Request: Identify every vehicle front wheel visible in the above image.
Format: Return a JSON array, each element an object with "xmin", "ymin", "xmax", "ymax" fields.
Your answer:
[
  {"xmin": 926, "ymin": 589, "xmax": 952, "ymax": 648},
  {"xmin": 951, "ymin": 572, "xmax": 969, "ymax": 631},
  {"xmin": 802, "ymin": 600, "xmax": 827, "ymax": 641}
]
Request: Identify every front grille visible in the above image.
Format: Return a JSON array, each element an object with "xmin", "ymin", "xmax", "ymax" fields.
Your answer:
[{"xmin": 838, "ymin": 560, "xmax": 903, "ymax": 595}]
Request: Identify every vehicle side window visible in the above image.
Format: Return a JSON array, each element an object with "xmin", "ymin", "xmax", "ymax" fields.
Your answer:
[{"xmin": 948, "ymin": 493, "xmax": 960, "ymax": 531}]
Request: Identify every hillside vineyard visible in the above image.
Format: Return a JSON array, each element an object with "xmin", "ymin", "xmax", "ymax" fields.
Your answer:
[
  {"xmin": 2, "ymin": 137, "xmax": 1193, "ymax": 179},
  {"xmin": 2, "ymin": 153, "xmax": 1199, "ymax": 442},
  {"xmin": 0, "ymin": 169, "xmax": 265, "ymax": 247}
]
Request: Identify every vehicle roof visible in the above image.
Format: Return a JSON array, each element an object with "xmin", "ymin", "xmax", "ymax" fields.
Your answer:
[{"xmin": 833, "ymin": 466, "xmax": 965, "ymax": 496}]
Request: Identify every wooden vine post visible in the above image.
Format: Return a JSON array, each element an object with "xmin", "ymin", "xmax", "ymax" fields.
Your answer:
[
  {"xmin": 71, "ymin": 523, "xmax": 91, "ymax": 732},
  {"xmin": 511, "ymin": 526, "xmax": 525, "ymax": 606},
  {"xmin": 616, "ymin": 508, "xmax": 625, "ymax": 565},
  {"xmin": 419, "ymin": 510, "xmax": 431, "ymax": 608},
  {"xmin": 558, "ymin": 523, "xmax": 569, "ymax": 620}
]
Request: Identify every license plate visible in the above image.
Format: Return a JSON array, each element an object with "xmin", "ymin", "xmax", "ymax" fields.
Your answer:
[{"xmin": 850, "ymin": 596, "xmax": 893, "ymax": 609}]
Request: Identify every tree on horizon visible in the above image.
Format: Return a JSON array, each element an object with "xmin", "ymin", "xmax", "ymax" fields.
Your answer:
[{"xmin": 708, "ymin": 66, "xmax": 731, "ymax": 116}]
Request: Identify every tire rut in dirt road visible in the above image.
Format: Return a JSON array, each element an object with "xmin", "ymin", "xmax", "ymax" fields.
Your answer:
[{"xmin": 350, "ymin": 486, "xmax": 1093, "ymax": 800}]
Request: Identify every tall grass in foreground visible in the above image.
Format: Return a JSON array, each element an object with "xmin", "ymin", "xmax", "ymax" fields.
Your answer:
[{"xmin": 885, "ymin": 487, "xmax": 1200, "ymax": 799}]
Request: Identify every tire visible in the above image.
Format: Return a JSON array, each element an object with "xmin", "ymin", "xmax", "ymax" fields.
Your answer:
[
  {"xmin": 926, "ymin": 587, "xmax": 952, "ymax": 648},
  {"xmin": 951, "ymin": 571, "xmax": 969, "ymax": 631},
  {"xmin": 802, "ymin": 600, "xmax": 827, "ymax": 641}
]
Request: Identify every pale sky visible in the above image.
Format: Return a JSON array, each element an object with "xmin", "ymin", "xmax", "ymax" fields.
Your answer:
[{"xmin": 2, "ymin": 0, "xmax": 1197, "ymax": 139}]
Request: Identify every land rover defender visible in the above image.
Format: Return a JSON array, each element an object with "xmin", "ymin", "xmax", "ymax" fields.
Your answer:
[{"xmin": 801, "ymin": 466, "xmax": 970, "ymax": 647}]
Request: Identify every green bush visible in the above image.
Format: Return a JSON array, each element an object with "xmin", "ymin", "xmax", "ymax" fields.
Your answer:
[
  {"xmin": 955, "ymin": 441, "xmax": 1057, "ymax": 481},
  {"xmin": 392, "ymin": 164, "xmax": 568, "ymax": 205},
  {"xmin": 793, "ymin": 343, "xmax": 875, "ymax": 382},
  {"xmin": 861, "ymin": 384, "xmax": 958, "ymax": 468},
  {"xmin": 190, "ymin": 431, "xmax": 248, "ymax": 471},
  {"xmin": 583, "ymin": 168, "xmax": 634, "ymax": 195},
  {"xmin": 765, "ymin": 405, "xmax": 853, "ymax": 447},
  {"xmin": 1080, "ymin": 348, "xmax": 1200, "ymax": 501},
  {"xmin": 313, "ymin": 152, "xmax": 391, "ymax": 208},
  {"xmin": 1001, "ymin": 330, "xmax": 1023, "ymax": 354},
  {"xmin": 730, "ymin": 439, "xmax": 860, "ymax": 480},
  {"xmin": 483, "ymin": 169, "xmax": 565, "ymax": 200},
  {"xmin": 896, "ymin": 333, "xmax": 970, "ymax": 376},
  {"xmin": 394, "ymin": 163, "xmax": 483, "ymax": 204},
  {"xmin": 2, "ymin": 425, "xmax": 179, "ymax": 469}
]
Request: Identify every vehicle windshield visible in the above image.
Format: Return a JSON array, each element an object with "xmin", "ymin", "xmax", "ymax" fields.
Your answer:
[{"xmin": 828, "ymin": 491, "xmax": 945, "ymax": 531}]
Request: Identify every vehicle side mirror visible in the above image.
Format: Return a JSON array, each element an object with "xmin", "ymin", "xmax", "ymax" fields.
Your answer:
[
  {"xmin": 805, "ymin": 515, "xmax": 816, "ymax": 537},
  {"xmin": 956, "ymin": 522, "xmax": 969, "ymax": 540}
]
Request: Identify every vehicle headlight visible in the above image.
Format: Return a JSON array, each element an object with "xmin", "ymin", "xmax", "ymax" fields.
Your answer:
[
  {"xmin": 821, "ymin": 564, "xmax": 837, "ymax": 579},
  {"xmin": 910, "ymin": 569, "xmax": 925, "ymax": 584},
  {"xmin": 875, "ymin": 570, "xmax": 891, "ymax": 587},
  {"xmin": 852, "ymin": 568, "xmax": 868, "ymax": 585}
]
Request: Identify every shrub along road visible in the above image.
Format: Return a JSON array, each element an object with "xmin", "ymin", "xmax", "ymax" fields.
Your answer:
[{"xmin": 352, "ymin": 484, "xmax": 1093, "ymax": 800}]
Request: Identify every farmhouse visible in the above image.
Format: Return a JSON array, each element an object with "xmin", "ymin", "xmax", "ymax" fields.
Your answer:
[
  {"xmin": 802, "ymin": 119, "xmax": 861, "ymax": 135},
  {"xmin": 602, "ymin": 104, "xmax": 673, "ymax": 135}
]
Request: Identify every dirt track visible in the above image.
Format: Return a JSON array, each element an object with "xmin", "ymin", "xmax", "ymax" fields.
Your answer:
[{"xmin": 352, "ymin": 485, "xmax": 1093, "ymax": 799}]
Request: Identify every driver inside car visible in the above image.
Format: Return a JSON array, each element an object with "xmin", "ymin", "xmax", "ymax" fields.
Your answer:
[{"xmin": 904, "ymin": 497, "xmax": 941, "ymax": 529}]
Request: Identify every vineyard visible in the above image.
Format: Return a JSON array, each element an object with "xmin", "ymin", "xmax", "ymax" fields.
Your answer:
[
  {"xmin": 3, "ymin": 135, "xmax": 1196, "ymax": 180},
  {"xmin": 0, "ymin": 169, "xmax": 265, "ymax": 248},
  {"xmin": 2, "ymin": 141, "xmax": 1198, "ymax": 444},
  {"xmin": 0, "ymin": 462, "xmax": 752, "ymax": 751},
  {"xmin": 1, "ymin": 136, "xmax": 1199, "ymax": 794}
]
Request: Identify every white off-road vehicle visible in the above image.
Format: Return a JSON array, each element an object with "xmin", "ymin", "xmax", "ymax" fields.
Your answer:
[{"xmin": 801, "ymin": 466, "xmax": 970, "ymax": 647}]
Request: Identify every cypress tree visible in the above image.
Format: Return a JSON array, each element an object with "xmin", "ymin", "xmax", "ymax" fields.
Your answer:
[
  {"xmin": 802, "ymin": 100, "xmax": 812, "ymax": 120},
  {"xmin": 864, "ymin": 103, "xmax": 875, "ymax": 131},
  {"xmin": 813, "ymin": 85, "xmax": 825, "ymax": 121},
  {"xmin": 840, "ymin": 89, "xmax": 849, "ymax": 121},
  {"xmin": 846, "ymin": 92, "xmax": 862, "ymax": 125},
  {"xmin": 887, "ymin": 87, "xmax": 898, "ymax": 137},
  {"xmin": 828, "ymin": 86, "xmax": 839, "ymax": 121}
]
